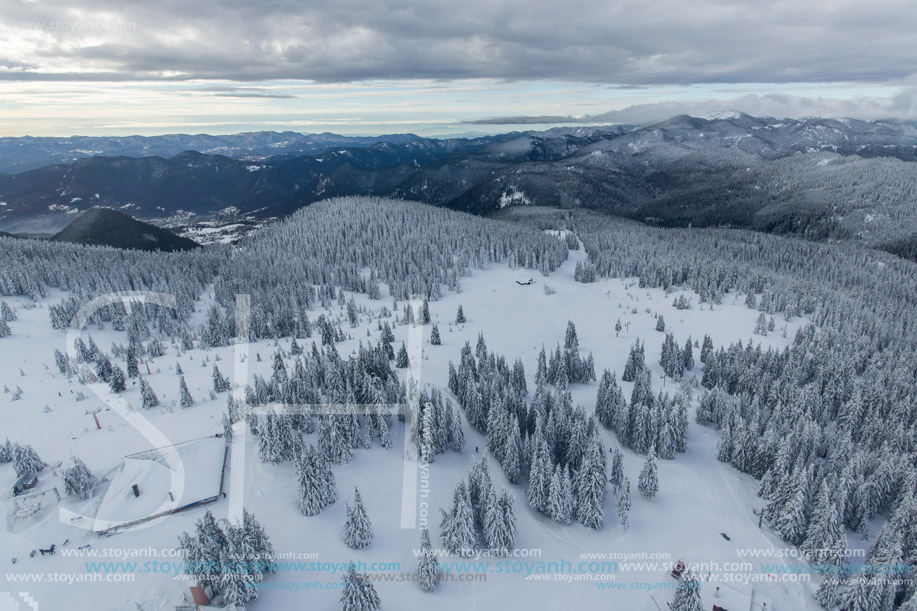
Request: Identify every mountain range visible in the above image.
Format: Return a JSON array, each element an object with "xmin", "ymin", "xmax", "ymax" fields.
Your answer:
[{"xmin": 1, "ymin": 114, "xmax": 915, "ymax": 259}]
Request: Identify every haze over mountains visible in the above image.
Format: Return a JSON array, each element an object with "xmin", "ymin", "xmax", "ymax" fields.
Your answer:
[{"xmin": 1, "ymin": 113, "xmax": 916, "ymax": 259}]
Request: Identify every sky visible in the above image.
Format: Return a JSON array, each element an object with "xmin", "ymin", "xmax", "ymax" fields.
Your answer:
[{"xmin": 1, "ymin": 0, "xmax": 916, "ymax": 137}]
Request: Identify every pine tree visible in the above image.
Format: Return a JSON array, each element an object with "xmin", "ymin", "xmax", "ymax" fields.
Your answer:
[
  {"xmin": 700, "ymin": 335, "xmax": 714, "ymax": 364},
  {"xmin": 455, "ymin": 305, "xmax": 466, "ymax": 324},
  {"xmin": 416, "ymin": 528, "xmax": 440, "ymax": 592},
  {"xmin": 0, "ymin": 301, "xmax": 16, "ymax": 322},
  {"xmin": 344, "ymin": 487, "xmax": 374, "ymax": 549},
  {"xmin": 618, "ymin": 477, "xmax": 631, "ymax": 530},
  {"xmin": 296, "ymin": 444, "xmax": 337, "ymax": 516},
  {"xmin": 610, "ymin": 447, "xmax": 624, "ymax": 493},
  {"xmin": 527, "ymin": 428, "xmax": 552, "ymax": 512},
  {"xmin": 682, "ymin": 338, "xmax": 694, "ymax": 370},
  {"xmin": 396, "ymin": 343, "xmax": 410, "ymax": 368},
  {"xmin": 754, "ymin": 312, "xmax": 769, "ymax": 336},
  {"xmin": 140, "ymin": 376, "xmax": 160, "ymax": 408},
  {"xmin": 109, "ymin": 365, "xmax": 126, "ymax": 393},
  {"xmin": 420, "ymin": 299, "xmax": 431, "ymax": 325},
  {"xmin": 13, "ymin": 443, "xmax": 46, "ymax": 477},
  {"xmin": 195, "ymin": 510, "xmax": 228, "ymax": 587},
  {"xmin": 340, "ymin": 563, "xmax": 382, "ymax": 611},
  {"xmin": 212, "ymin": 365, "xmax": 231, "ymax": 393},
  {"xmin": 802, "ymin": 479, "xmax": 847, "ymax": 567},
  {"xmin": 441, "ymin": 481, "xmax": 475, "ymax": 556},
  {"xmin": 773, "ymin": 467, "xmax": 811, "ymax": 545},
  {"xmin": 575, "ymin": 430, "xmax": 607, "ymax": 529},
  {"xmin": 669, "ymin": 569, "xmax": 704, "ymax": 611},
  {"xmin": 547, "ymin": 465, "xmax": 574, "ymax": 524},
  {"xmin": 430, "ymin": 324, "xmax": 441, "ymax": 345},
  {"xmin": 219, "ymin": 522, "xmax": 261, "ymax": 608},
  {"xmin": 638, "ymin": 447, "xmax": 659, "ymax": 499},
  {"xmin": 564, "ymin": 320, "xmax": 579, "ymax": 352},
  {"xmin": 615, "ymin": 319, "xmax": 622, "ymax": 337},
  {"xmin": 179, "ymin": 375, "xmax": 194, "ymax": 407},
  {"xmin": 655, "ymin": 315, "xmax": 665, "ymax": 332},
  {"xmin": 63, "ymin": 457, "xmax": 98, "ymax": 500},
  {"xmin": 126, "ymin": 345, "xmax": 139, "ymax": 378}
]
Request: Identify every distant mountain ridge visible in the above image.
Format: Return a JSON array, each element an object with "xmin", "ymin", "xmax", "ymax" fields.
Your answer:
[
  {"xmin": 0, "ymin": 131, "xmax": 425, "ymax": 174},
  {"xmin": 1, "ymin": 114, "xmax": 916, "ymax": 255},
  {"xmin": 51, "ymin": 208, "xmax": 199, "ymax": 252}
]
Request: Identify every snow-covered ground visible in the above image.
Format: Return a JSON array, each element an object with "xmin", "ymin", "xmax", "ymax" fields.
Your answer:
[{"xmin": 0, "ymin": 244, "xmax": 827, "ymax": 611}]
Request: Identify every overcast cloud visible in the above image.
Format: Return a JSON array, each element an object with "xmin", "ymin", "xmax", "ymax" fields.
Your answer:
[
  {"xmin": 2, "ymin": 0, "xmax": 916, "ymax": 84},
  {"xmin": 1, "ymin": 1, "xmax": 916, "ymax": 135}
]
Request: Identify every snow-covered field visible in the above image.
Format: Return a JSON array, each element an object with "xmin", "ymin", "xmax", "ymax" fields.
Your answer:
[{"xmin": 0, "ymin": 243, "xmax": 829, "ymax": 611}]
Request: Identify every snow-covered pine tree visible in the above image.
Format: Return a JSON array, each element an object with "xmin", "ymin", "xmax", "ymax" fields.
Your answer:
[
  {"xmin": 441, "ymin": 481, "xmax": 476, "ymax": 557},
  {"xmin": 700, "ymin": 335, "xmax": 714, "ymax": 364},
  {"xmin": 63, "ymin": 457, "xmax": 98, "ymax": 499},
  {"xmin": 396, "ymin": 343, "xmax": 410, "ymax": 368},
  {"xmin": 13, "ymin": 443, "xmax": 46, "ymax": 477},
  {"xmin": 681, "ymin": 337, "xmax": 694, "ymax": 370},
  {"xmin": 340, "ymin": 563, "xmax": 381, "ymax": 611},
  {"xmin": 455, "ymin": 305, "xmax": 466, "ymax": 324},
  {"xmin": 420, "ymin": 299, "xmax": 431, "ymax": 325},
  {"xmin": 669, "ymin": 569, "xmax": 704, "ymax": 611},
  {"xmin": 416, "ymin": 527, "xmax": 440, "ymax": 592},
  {"xmin": 212, "ymin": 365, "xmax": 231, "ymax": 393},
  {"xmin": 610, "ymin": 447, "xmax": 624, "ymax": 493},
  {"xmin": 140, "ymin": 376, "xmax": 160, "ymax": 408},
  {"xmin": 638, "ymin": 446, "xmax": 659, "ymax": 499},
  {"xmin": 109, "ymin": 365, "xmax": 126, "ymax": 393},
  {"xmin": 801, "ymin": 479, "xmax": 847, "ymax": 567},
  {"xmin": 547, "ymin": 464, "xmax": 574, "ymax": 524},
  {"xmin": 430, "ymin": 324, "xmax": 441, "ymax": 345},
  {"xmin": 126, "ymin": 344, "xmax": 139, "ymax": 378},
  {"xmin": 618, "ymin": 477, "xmax": 631, "ymax": 530},
  {"xmin": 179, "ymin": 375, "xmax": 194, "ymax": 407},
  {"xmin": 773, "ymin": 466, "xmax": 811, "ymax": 545},
  {"xmin": 655, "ymin": 315, "xmax": 665, "ymax": 332},
  {"xmin": 527, "ymin": 425, "xmax": 552, "ymax": 513},
  {"xmin": 575, "ymin": 428, "xmax": 607, "ymax": 529},
  {"xmin": 0, "ymin": 301, "xmax": 16, "ymax": 322},
  {"xmin": 344, "ymin": 487, "xmax": 374, "ymax": 549},
  {"xmin": 218, "ymin": 522, "xmax": 261, "ymax": 608},
  {"xmin": 195, "ymin": 510, "xmax": 228, "ymax": 588},
  {"xmin": 499, "ymin": 489, "xmax": 517, "ymax": 551},
  {"xmin": 503, "ymin": 415, "xmax": 523, "ymax": 484},
  {"xmin": 239, "ymin": 510, "xmax": 273, "ymax": 573}
]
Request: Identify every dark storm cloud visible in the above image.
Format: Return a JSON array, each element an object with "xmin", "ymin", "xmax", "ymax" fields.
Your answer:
[{"xmin": 2, "ymin": 0, "xmax": 916, "ymax": 84}]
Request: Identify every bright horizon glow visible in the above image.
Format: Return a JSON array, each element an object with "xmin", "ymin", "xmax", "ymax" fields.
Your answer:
[{"xmin": 0, "ymin": 79, "xmax": 913, "ymax": 138}]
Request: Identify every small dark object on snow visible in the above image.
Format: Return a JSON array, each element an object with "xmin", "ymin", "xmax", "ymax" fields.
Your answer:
[
  {"xmin": 39, "ymin": 544, "xmax": 55, "ymax": 556},
  {"xmin": 516, "ymin": 278, "xmax": 534, "ymax": 286},
  {"xmin": 713, "ymin": 606, "xmax": 731, "ymax": 611},
  {"xmin": 671, "ymin": 560, "xmax": 685, "ymax": 579},
  {"xmin": 13, "ymin": 473, "xmax": 38, "ymax": 496},
  {"xmin": 720, "ymin": 532, "xmax": 731, "ymax": 541}
]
